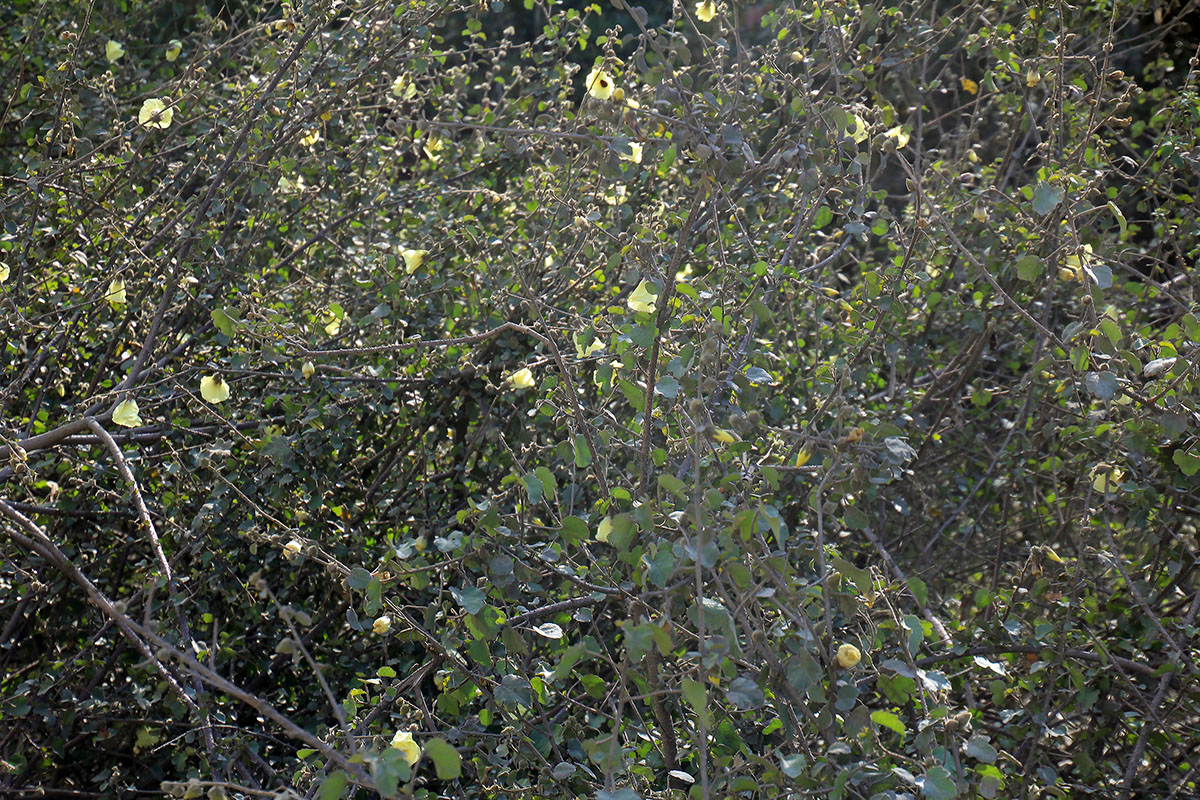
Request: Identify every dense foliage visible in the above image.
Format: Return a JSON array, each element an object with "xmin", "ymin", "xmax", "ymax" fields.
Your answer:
[{"xmin": 2, "ymin": 0, "xmax": 1198, "ymax": 798}]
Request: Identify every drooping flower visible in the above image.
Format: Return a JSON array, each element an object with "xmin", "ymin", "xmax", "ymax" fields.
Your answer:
[
  {"xmin": 283, "ymin": 539, "xmax": 303, "ymax": 560},
  {"xmin": 505, "ymin": 367, "xmax": 535, "ymax": 390},
  {"xmin": 112, "ymin": 398, "xmax": 143, "ymax": 428},
  {"xmin": 106, "ymin": 278, "xmax": 127, "ymax": 308},
  {"xmin": 836, "ymin": 643, "xmax": 861, "ymax": 668},
  {"xmin": 391, "ymin": 74, "xmax": 417, "ymax": 100},
  {"xmin": 626, "ymin": 280, "xmax": 659, "ymax": 314},
  {"xmin": 373, "ymin": 615, "xmax": 392, "ymax": 634},
  {"xmin": 390, "ymin": 730, "xmax": 421, "ymax": 766},
  {"xmin": 960, "ymin": 76, "xmax": 979, "ymax": 95},
  {"xmin": 0, "ymin": 262, "xmax": 9, "ymax": 283},
  {"xmin": 585, "ymin": 67, "xmax": 615, "ymax": 101},
  {"xmin": 165, "ymin": 39, "xmax": 182, "ymax": 62},
  {"xmin": 422, "ymin": 136, "xmax": 444, "ymax": 161},
  {"xmin": 696, "ymin": 0, "xmax": 718, "ymax": 22},
  {"xmin": 200, "ymin": 375, "xmax": 230, "ymax": 404},
  {"xmin": 885, "ymin": 125, "xmax": 910, "ymax": 148},
  {"xmin": 576, "ymin": 337, "xmax": 605, "ymax": 358},
  {"xmin": 105, "ymin": 40, "xmax": 125, "ymax": 63},
  {"xmin": 138, "ymin": 98, "xmax": 174, "ymax": 129},
  {"xmin": 710, "ymin": 428, "xmax": 738, "ymax": 444},
  {"xmin": 301, "ymin": 361, "xmax": 316, "ymax": 379},
  {"xmin": 402, "ymin": 248, "xmax": 428, "ymax": 274},
  {"xmin": 620, "ymin": 142, "xmax": 644, "ymax": 165}
]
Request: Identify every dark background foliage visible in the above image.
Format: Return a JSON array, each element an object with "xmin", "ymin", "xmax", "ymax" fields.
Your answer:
[{"xmin": 1, "ymin": 0, "xmax": 1198, "ymax": 798}]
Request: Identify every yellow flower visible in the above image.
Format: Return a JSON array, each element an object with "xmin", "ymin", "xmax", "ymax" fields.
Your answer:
[
  {"xmin": 106, "ymin": 278, "xmax": 127, "ymax": 308},
  {"xmin": 200, "ymin": 375, "xmax": 231, "ymax": 404},
  {"xmin": 960, "ymin": 76, "xmax": 979, "ymax": 95},
  {"xmin": 373, "ymin": 615, "xmax": 392, "ymax": 634},
  {"xmin": 836, "ymin": 643, "xmax": 861, "ymax": 668},
  {"xmin": 299, "ymin": 129, "xmax": 321, "ymax": 147},
  {"xmin": 576, "ymin": 338, "xmax": 605, "ymax": 358},
  {"xmin": 626, "ymin": 280, "xmax": 659, "ymax": 314},
  {"xmin": 710, "ymin": 428, "xmax": 738, "ymax": 444},
  {"xmin": 138, "ymin": 98, "xmax": 174, "ymax": 129},
  {"xmin": 112, "ymin": 399, "xmax": 143, "ymax": 428},
  {"xmin": 301, "ymin": 361, "xmax": 316, "ymax": 379},
  {"xmin": 391, "ymin": 74, "xmax": 417, "ymax": 100},
  {"xmin": 845, "ymin": 113, "xmax": 869, "ymax": 144},
  {"xmin": 390, "ymin": 730, "xmax": 421, "ymax": 766},
  {"xmin": 0, "ymin": 262, "xmax": 9, "ymax": 283},
  {"xmin": 165, "ymin": 39, "xmax": 182, "ymax": 62},
  {"xmin": 620, "ymin": 142, "xmax": 643, "ymax": 164},
  {"xmin": 105, "ymin": 40, "xmax": 125, "ymax": 63},
  {"xmin": 794, "ymin": 448, "xmax": 811, "ymax": 467},
  {"xmin": 585, "ymin": 67, "xmax": 615, "ymax": 101},
  {"xmin": 696, "ymin": 0, "xmax": 717, "ymax": 22},
  {"xmin": 402, "ymin": 248, "xmax": 428, "ymax": 274},
  {"xmin": 885, "ymin": 125, "xmax": 910, "ymax": 148},
  {"xmin": 1091, "ymin": 464, "xmax": 1124, "ymax": 494},
  {"xmin": 422, "ymin": 136, "xmax": 444, "ymax": 161},
  {"xmin": 283, "ymin": 539, "xmax": 303, "ymax": 561},
  {"xmin": 1026, "ymin": 68, "xmax": 1041, "ymax": 88},
  {"xmin": 505, "ymin": 367, "xmax": 535, "ymax": 390}
]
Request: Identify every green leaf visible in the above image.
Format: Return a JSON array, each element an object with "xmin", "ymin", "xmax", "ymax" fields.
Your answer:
[
  {"xmin": 1173, "ymin": 449, "xmax": 1200, "ymax": 477},
  {"xmin": 318, "ymin": 771, "xmax": 348, "ymax": 800},
  {"xmin": 521, "ymin": 472, "xmax": 543, "ymax": 504},
  {"xmin": 1015, "ymin": 254, "xmax": 1042, "ymax": 282},
  {"xmin": 681, "ymin": 678, "xmax": 711, "ymax": 727},
  {"xmin": 842, "ymin": 506, "xmax": 869, "ymax": 530},
  {"xmin": 1107, "ymin": 201, "xmax": 1127, "ymax": 239},
  {"xmin": 450, "ymin": 585, "xmax": 487, "ymax": 615},
  {"xmin": 423, "ymin": 738, "xmax": 462, "ymax": 780},
  {"xmin": 211, "ymin": 308, "xmax": 237, "ymax": 337},
  {"xmin": 657, "ymin": 473, "xmax": 685, "ymax": 496},
  {"xmin": 919, "ymin": 765, "xmax": 958, "ymax": 799},
  {"xmin": 871, "ymin": 709, "xmax": 906, "ymax": 739},
  {"xmin": 559, "ymin": 515, "xmax": 590, "ymax": 544},
  {"xmin": 965, "ymin": 735, "xmax": 998, "ymax": 763},
  {"xmin": 1032, "ymin": 182, "xmax": 1064, "ymax": 216},
  {"xmin": 573, "ymin": 433, "xmax": 591, "ymax": 468},
  {"xmin": 347, "ymin": 567, "xmax": 372, "ymax": 591}
]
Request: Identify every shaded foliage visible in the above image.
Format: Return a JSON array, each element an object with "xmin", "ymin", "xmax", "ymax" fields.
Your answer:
[{"xmin": 1, "ymin": 0, "xmax": 1198, "ymax": 798}]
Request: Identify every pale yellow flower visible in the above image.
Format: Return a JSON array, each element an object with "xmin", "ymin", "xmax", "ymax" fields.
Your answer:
[
  {"xmin": 106, "ymin": 278, "xmax": 127, "ymax": 308},
  {"xmin": 301, "ymin": 361, "xmax": 316, "ymax": 379},
  {"xmin": 138, "ymin": 98, "xmax": 174, "ymax": 129},
  {"xmin": 391, "ymin": 74, "xmax": 417, "ymax": 100},
  {"xmin": 373, "ymin": 615, "xmax": 392, "ymax": 634},
  {"xmin": 710, "ymin": 428, "xmax": 738, "ymax": 444},
  {"xmin": 620, "ymin": 142, "xmax": 643, "ymax": 164},
  {"xmin": 390, "ymin": 730, "xmax": 421, "ymax": 766},
  {"xmin": 402, "ymin": 248, "xmax": 428, "ymax": 274},
  {"xmin": 112, "ymin": 399, "xmax": 143, "ymax": 428},
  {"xmin": 585, "ymin": 67, "xmax": 615, "ymax": 101},
  {"xmin": 200, "ymin": 375, "xmax": 230, "ymax": 404},
  {"xmin": 505, "ymin": 367, "xmax": 535, "ymax": 390},
  {"xmin": 283, "ymin": 539, "xmax": 303, "ymax": 560},
  {"xmin": 165, "ymin": 39, "xmax": 182, "ymax": 62},
  {"xmin": 836, "ymin": 643, "xmax": 861, "ymax": 668},
  {"xmin": 105, "ymin": 40, "xmax": 125, "ymax": 63},
  {"xmin": 626, "ymin": 280, "xmax": 658, "ymax": 314},
  {"xmin": 885, "ymin": 125, "xmax": 910, "ymax": 148},
  {"xmin": 696, "ymin": 0, "xmax": 717, "ymax": 22},
  {"xmin": 576, "ymin": 338, "xmax": 605, "ymax": 358},
  {"xmin": 0, "ymin": 263, "xmax": 9, "ymax": 283},
  {"xmin": 422, "ymin": 136, "xmax": 444, "ymax": 161}
]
